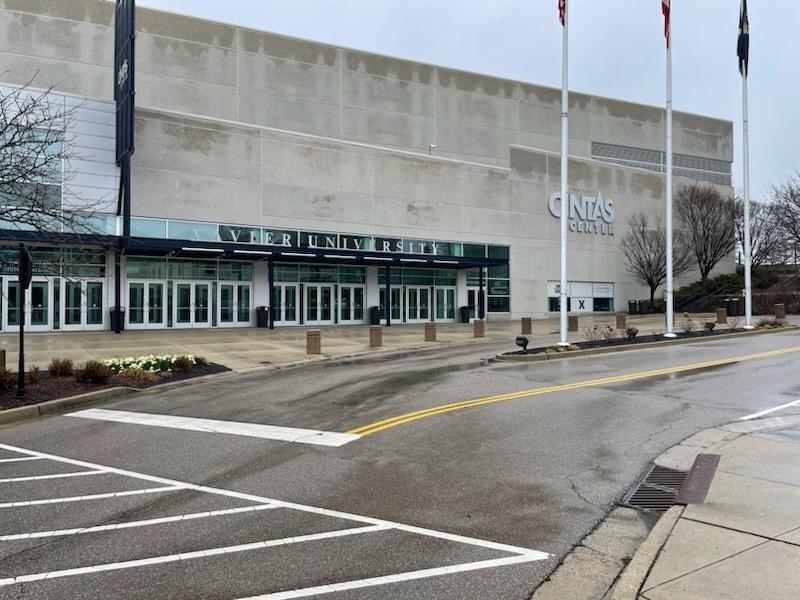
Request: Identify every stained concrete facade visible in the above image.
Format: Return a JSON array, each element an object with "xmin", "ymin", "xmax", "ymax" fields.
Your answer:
[{"xmin": 0, "ymin": 0, "xmax": 736, "ymax": 323}]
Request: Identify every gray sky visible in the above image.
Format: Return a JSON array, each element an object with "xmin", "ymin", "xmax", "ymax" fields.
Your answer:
[{"xmin": 139, "ymin": 0, "xmax": 799, "ymax": 199}]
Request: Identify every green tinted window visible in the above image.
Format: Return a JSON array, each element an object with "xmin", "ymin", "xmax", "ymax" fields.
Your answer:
[
  {"xmin": 488, "ymin": 245, "xmax": 510, "ymax": 260},
  {"xmin": 488, "ymin": 297, "xmax": 510, "ymax": 313}
]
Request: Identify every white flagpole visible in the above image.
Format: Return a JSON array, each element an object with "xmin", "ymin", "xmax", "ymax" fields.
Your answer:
[
  {"xmin": 664, "ymin": 19, "xmax": 676, "ymax": 338},
  {"xmin": 558, "ymin": 0, "xmax": 570, "ymax": 346},
  {"xmin": 742, "ymin": 70, "xmax": 753, "ymax": 328}
]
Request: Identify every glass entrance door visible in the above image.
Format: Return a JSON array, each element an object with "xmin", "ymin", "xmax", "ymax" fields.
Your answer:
[
  {"xmin": 173, "ymin": 282, "xmax": 212, "ymax": 329},
  {"xmin": 62, "ymin": 280, "xmax": 105, "ymax": 331},
  {"xmin": 406, "ymin": 286, "xmax": 430, "ymax": 323},
  {"xmin": 305, "ymin": 284, "xmax": 333, "ymax": 325},
  {"xmin": 271, "ymin": 284, "xmax": 298, "ymax": 326},
  {"xmin": 467, "ymin": 288, "xmax": 485, "ymax": 321},
  {"xmin": 339, "ymin": 286, "xmax": 365, "ymax": 324},
  {"xmin": 219, "ymin": 283, "xmax": 252, "ymax": 327},
  {"xmin": 435, "ymin": 287, "xmax": 456, "ymax": 322},
  {"xmin": 3, "ymin": 278, "xmax": 52, "ymax": 332},
  {"xmin": 127, "ymin": 282, "xmax": 165, "ymax": 329},
  {"xmin": 379, "ymin": 286, "xmax": 402, "ymax": 324}
]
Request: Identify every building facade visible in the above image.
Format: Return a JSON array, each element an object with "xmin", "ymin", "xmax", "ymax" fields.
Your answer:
[{"xmin": 0, "ymin": 0, "xmax": 735, "ymax": 332}]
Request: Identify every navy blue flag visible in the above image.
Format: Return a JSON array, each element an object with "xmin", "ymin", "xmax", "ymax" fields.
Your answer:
[{"xmin": 738, "ymin": 0, "xmax": 749, "ymax": 76}]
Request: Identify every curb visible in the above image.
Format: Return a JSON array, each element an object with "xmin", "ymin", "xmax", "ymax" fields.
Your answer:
[
  {"xmin": 608, "ymin": 505, "xmax": 684, "ymax": 600},
  {"xmin": 495, "ymin": 325, "xmax": 799, "ymax": 362}
]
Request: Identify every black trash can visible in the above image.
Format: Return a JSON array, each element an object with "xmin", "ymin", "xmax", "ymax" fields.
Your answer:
[
  {"xmin": 628, "ymin": 300, "xmax": 638, "ymax": 315},
  {"xmin": 256, "ymin": 306, "xmax": 269, "ymax": 328},
  {"xmin": 459, "ymin": 306, "xmax": 470, "ymax": 323},
  {"xmin": 369, "ymin": 306, "xmax": 381, "ymax": 325},
  {"xmin": 637, "ymin": 300, "xmax": 650, "ymax": 314},
  {"xmin": 109, "ymin": 307, "xmax": 125, "ymax": 331}
]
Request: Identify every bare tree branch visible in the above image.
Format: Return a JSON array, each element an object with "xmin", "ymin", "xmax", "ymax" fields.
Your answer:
[
  {"xmin": 734, "ymin": 196, "xmax": 784, "ymax": 268},
  {"xmin": 676, "ymin": 185, "xmax": 736, "ymax": 282}
]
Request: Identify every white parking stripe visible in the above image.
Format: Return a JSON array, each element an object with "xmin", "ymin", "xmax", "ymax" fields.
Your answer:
[
  {"xmin": 67, "ymin": 409, "xmax": 361, "ymax": 447},
  {"xmin": 0, "ymin": 525, "xmax": 391, "ymax": 586},
  {"xmin": 0, "ymin": 470, "xmax": 105, "ymax": 483},
  {"xmin": 237, "ymin": 555, "xmax": 544, "ymax": 600},
  {"xmin": 0, "ymin": 456, "xmax": 43, "ymax": 464},
  {"xmin": 0, "ymin": 442, "xmax": 550, "ymax": 560},
  {"xmin": 740, "ymin": 398, "xmax": 800, "ymax": 420},
  {"xmin": 0, "ymin": 486, "xmax": 183, "ymax": 508},
  {"xmin": 0, "ymin": 504, "xmax": 279, "ymax": 540}
]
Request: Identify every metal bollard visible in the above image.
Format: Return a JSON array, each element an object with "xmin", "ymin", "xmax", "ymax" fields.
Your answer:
[
  {"xmin": 473, "ymin": 319, "xmax": 485, "ymax": 338},
  {"xmin": 424, "ymin": 322, "xmax": 437, "ymax": 342},
  {"xmin": 521, "ymin": 317, "xmax": 532, "ymax": 335},
  {"xmin": 306, "ymin": 329, "xmax": 321, "ymax": 354},
  {"xmin": 369, "ymin": 325, "xmax": 382, "ymax": 348}
]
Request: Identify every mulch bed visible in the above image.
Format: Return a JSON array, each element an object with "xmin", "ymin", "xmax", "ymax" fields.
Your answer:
[
  {"xmin": 506, "ymin": 326, "xmax": 787, "ymax": 356},
  {"xmin": 0, "ymin": 363, "xmax": 229, "ymax": 411}
]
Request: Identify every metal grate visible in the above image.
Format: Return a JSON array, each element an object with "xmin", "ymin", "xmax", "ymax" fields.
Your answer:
[{"xmin": 623, "ymin": 465, "xmax": 688, "ymax": 514}]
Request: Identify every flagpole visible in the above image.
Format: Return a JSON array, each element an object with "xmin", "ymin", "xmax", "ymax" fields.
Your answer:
[
  {"xmin": 742, "ymin": 70, "xmax": 753, "ymax": 328},
  {"xmin": 664, "ymin": 21, "xmax": 676, "ymax": 338},
  {"xmin": 558, "ymin": 0, "xmax": 570, "ymax": 346}
]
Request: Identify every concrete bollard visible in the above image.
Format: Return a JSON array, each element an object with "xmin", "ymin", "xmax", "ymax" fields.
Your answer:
[
  {"xmin": 473, "ymin": 319, "xmax": 485, "ymax": 338},
  {"xmin": 568, "ymin": 315, "xmax": 579, "ymax": 332},
  {"xmin": 716, "ymin": 308, "xmax": 728, "ymax": 324},
  {"xmin": 424, "ymin": 322, "xmax": 437, "ymax": 342},
  {"xmin": 0, "ymin": 349, "xmax": 4, "ymax": 370},
  {"xmin": 306, "ymin": 329, "xmax": 321, "ymax": 354},
  {"xmin": 521, "ymin": 317, "xmax": 532, "ymax": 335},
  {"xmin": 775, "ymin": 303, "xmax": 786, "ymax": 320},
  {"xmin": 615, "ymin": 314, "xmax": 627, "ymax": 330},
  {"xmin": 369, "ymin": 325, "xmax": 382, "ymax": 348}
]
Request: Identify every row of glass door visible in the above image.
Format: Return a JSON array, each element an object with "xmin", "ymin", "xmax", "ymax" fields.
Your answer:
[
  {"xmin": 127, "ymin": 281, "xmax": 251, "ymax": 329},
  {"xmin": 379, "ymin": 286, "xmax": 457, "ymax": 324},
  {"xmin": 1, "ymin": 278, "xmax": 105, "ymax": 332}
]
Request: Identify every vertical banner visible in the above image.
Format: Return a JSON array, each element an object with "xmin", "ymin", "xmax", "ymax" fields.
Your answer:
[{"xmin": 115, "ymin": 0, "xmax": 135, "ymax": 164}]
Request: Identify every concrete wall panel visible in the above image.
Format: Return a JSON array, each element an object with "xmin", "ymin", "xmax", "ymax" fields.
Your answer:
[
  {"xmin": 136, "ymin": 33, "xmax": 238, "ymax": 87},
  {"xmin": 239, "ymin": 52, "xmax": 339, "ymax": 104},
  {"xmin": 342, "ymin": 71, "xmax": 435, "ymax": 118}
]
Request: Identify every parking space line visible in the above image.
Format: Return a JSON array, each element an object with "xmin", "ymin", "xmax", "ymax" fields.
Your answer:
[
  {"xmin": 0, "ymin": 504, "xmax": 280, "ymax": 540},
  {"xmin": 236, "ymin": 555, "xmax": 542, "ymax": 599},
  {"xmin": 0, "ymin": 486, "xmax": 183, "ymax": 508},
  {"xmin": 67, "ymin": 409, "xmax": 362, "ymax": 447},
  {"xmin": 0, "ymin": 524, "xmax": 392, "ymax": 586},
  {"xmin": 740, "ymin": 398, "xmax": 800, "ymax": 420},
  {"xmin": 0, "ymin": 469, "xmax": 105, "ymax": 483},
  {"xmin": 0, "ymin": 443, "xmax": 550, "ymax": 560},
  {"xmin": 0, "ymin": 456, "xmax": 43, "ymax": 464}
]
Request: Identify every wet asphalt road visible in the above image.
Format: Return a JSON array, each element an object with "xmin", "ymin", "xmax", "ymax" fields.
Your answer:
[{"xmin": 2, "ymin": 329, "xmax": 800, "ymax": 599}]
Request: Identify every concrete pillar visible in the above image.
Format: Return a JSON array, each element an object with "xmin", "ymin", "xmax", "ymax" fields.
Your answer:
[
  {"xmin": 0, "ymin": 349, "xmax": 5, "ymax": 370},
  {"xmin": 473, "ymin": 319, "xmax": 485, "ymax": 338},
  {"xmin": 716, "ymin": 308, "xmax": 728, "ymax": 324},
  {"xmin": 369, "ymin": 325, "xmax": 382, "ymax": 348},
  {"xmin": 424, "ymin": 322, "xmax": 437, "ymax": 342},
  {"xmin": 568, "ymin": 315, "xmax": 579, "ymax": 332},
  {"xmin": 615, "ymin": 314, "xmax": 627, "ymax": 330},
  {"xmin": 306, "ymin": 330, "xmax": 321, "ymax": 354},
  {"xmin": 521, "ymin": 317, "xmax": 532, "ymax": 335},
  {"xmin": 775, "ymin": 303, "xmax": 786, "ymax": 320}
]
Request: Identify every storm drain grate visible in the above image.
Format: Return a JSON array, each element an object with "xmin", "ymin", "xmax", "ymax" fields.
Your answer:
[{"xmin": 623, "ymin": 465, "xmax": 688, "ymax": 514}]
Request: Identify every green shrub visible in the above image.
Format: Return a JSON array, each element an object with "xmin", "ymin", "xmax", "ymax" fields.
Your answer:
[
  {"xmin": 626, "ymin": 327, "xmax": 639, "ymax": 339},
  {"xmin": 172, "ymin": 355, "xmax": 194, "ymax": 372},
  {"xmin": 26, "ymin": 366, "xmax": 41, "ymax": 386},
  {"xmin": 48, "ymin": 358, "xmax": 74, "ymax": 378},
  {"xmin": 0, "ymin": 369, "xmax": 16, "ymax": 393},
  {"xmin": 75, "ymin": 361, "xmax": 113, "ymax": 384},
  {"xmin": 194, "ymin": 356, "xmax": 208, "ymax": 366}
]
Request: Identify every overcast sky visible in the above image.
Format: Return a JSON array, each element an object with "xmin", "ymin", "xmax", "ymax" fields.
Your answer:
[{"xmin": 138, "ymin": 0, "xmax": 799, "ymax": 199}]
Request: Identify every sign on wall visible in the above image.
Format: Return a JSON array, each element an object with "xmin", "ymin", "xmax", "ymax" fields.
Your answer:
[{"xmin": 548, "ymin": 191, "xmax": 616, "ymax": 236}]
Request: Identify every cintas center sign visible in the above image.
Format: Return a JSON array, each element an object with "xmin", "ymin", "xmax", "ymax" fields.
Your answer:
[{"xmin": 548, "ymin": 191, "xmax": 616, "ymax": 235}]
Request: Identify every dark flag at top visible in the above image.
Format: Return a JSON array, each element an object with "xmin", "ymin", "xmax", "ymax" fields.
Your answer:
[
  {"xmin": 662, "ymin": 0, "xmax": 670, "ymax": 47},
  {"xmin": 738, "ymin": 0, "xmax": 750, "ymax": 76},
  {"xmin": 559, "ymin": 0, "xmax": 566, "ymax": 26}
]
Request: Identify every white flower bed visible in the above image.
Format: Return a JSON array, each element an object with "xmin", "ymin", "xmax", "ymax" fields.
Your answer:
[{"xmin": 102, "ymin": 354, "xmax": 195, "ymax": 374}]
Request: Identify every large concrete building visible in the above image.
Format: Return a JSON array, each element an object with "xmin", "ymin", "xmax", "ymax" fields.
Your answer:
[{"xmin": 0, "ymin": 0, "xmax": 734, "ymax": 332}]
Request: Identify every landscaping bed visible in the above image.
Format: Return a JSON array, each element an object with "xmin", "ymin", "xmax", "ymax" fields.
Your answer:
[{"xmin": 0, "ymin": 355, "xmax": 229, "ymax": 411}]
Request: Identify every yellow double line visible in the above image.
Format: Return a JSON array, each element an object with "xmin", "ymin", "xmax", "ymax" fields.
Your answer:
[{"xmin": 348, "ymin": 344, "xmax": 800, "ymax": 437}]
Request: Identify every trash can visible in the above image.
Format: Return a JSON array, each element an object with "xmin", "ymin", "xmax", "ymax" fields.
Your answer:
[
  {"xmin": 459, "ymin": 306, "xmax": 470, "ymax": 323},
  {"xmin": 256, "ymin": 306, "xmax": 269, "ymax": 328},
  {"xmin": 628, "ymin": 300, "xmax": 638, "ymax": 315},
  {"xmin": 637, "ymin": 300, "xmax": 650, "ymax": 314},
  {"xmin": 369, "ymin": 306, "xmax": 381, "ymax": 325},
  {"xmin": 109, "ymin": 307, "xmax": 125, "ymax": 331}
]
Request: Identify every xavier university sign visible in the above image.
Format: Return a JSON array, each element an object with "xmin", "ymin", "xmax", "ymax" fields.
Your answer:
[{"xmin": 548, "ymin": 191, "xmax": 616, "ymax": 235}]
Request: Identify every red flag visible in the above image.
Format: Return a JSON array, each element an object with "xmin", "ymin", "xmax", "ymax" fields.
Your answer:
[
  {"xmin": 559, "ymin": 0, "xmax": 566, "ymax": 26},
  {"xmin": 662, "ymin": 0, "xmax": 670, "ymax": 46}
]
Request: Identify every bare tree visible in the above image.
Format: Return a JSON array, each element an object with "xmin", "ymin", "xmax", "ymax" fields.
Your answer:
[
  {"xmin": 734, "ymin": 197, "xmax": 783, "ymax": 268},
  {"xmin": 771, "ymin": 171, "xmax": 800, "ymax": 256},
  {"xmin": 676, "ymin": 185, "xmax": 736, "ymax": 282},
  {"xmin": 621, "ymin": 212, "xmax": 694, "ymax": 305}
]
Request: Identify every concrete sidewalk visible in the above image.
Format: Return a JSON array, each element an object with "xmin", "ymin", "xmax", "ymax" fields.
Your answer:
[
  {"xmin": 0, "ymin": 312, "xmax": 727, "ymax": 372},
  {"xmin": 635, "ymin": 417, "xmax": 800, "ymax": 600}
]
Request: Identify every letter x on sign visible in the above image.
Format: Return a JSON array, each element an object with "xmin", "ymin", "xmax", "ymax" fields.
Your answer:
[{"xmin": 578, "ymin": 300, "xmax": 586, "ymax": 310}]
